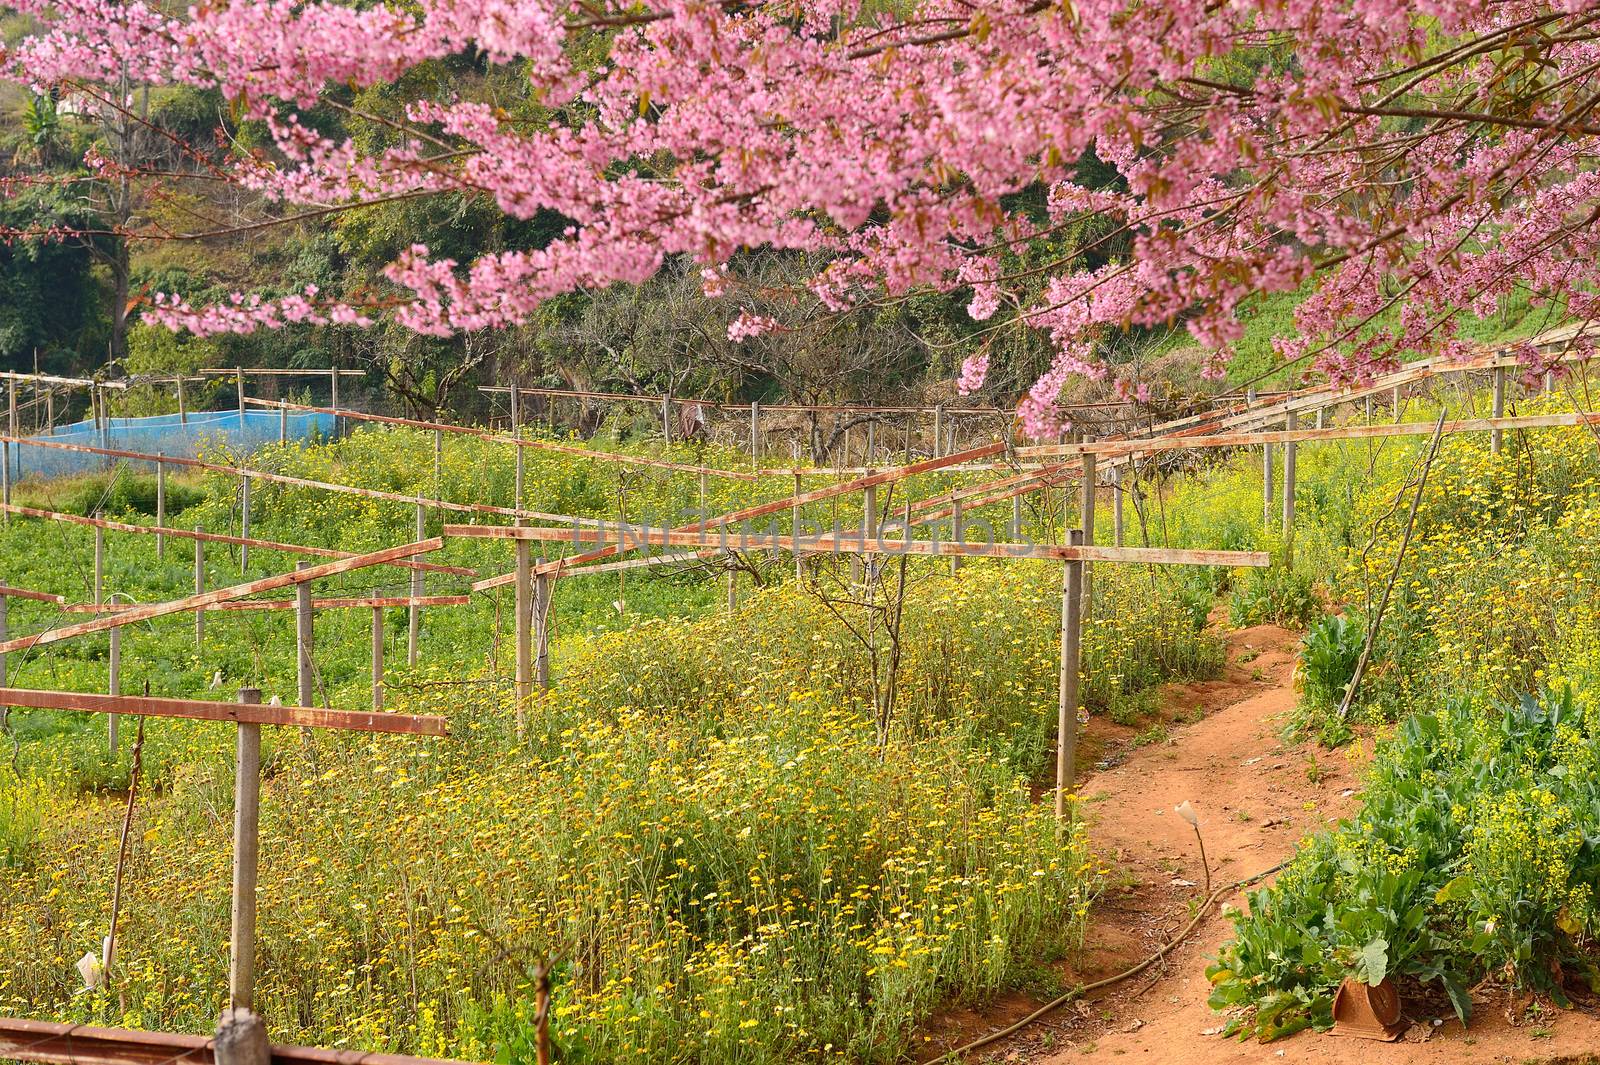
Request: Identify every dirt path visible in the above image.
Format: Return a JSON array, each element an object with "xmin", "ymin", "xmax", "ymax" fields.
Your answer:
[{"xmin": 923, "ymin": 623, "xmax": 1600, "ymax": 1064}]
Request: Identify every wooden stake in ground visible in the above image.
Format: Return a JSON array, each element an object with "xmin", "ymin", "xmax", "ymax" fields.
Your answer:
[
  {"xmin": 229, "ymin": 687, "xmax": 262, "ymax": 1012},
  {"xmin": 1337, "ymin": 410, "xmax": 1448, "ymax": 720},
  {"xmin": 514, "ymin": 538, "xmax": 532, "ymax": 735},
  {"xmin": 295, "ymin": 562, "xmax": 314, "ymax": 748},
  {"xmin": 1056, "ymin": 528, "xmax": 1085, "ymax": 819},
  {"xmin": 533, "ymin": 572, "xmax": 551, "ymax": 692},
  {"xmin": 0, "ymin": 538, "xmax": 445, "ymax": 655},
  {"xmin": 194, "ymin": 527, "xmax": 205, "ymax": 650},
  {"xmin": 1491, "ymin": 365, "xmax": 1507, "ymax": 455},
  {"xmin": 155, "ymin": 457, "xmax": 166, "ymax": 560},
  {"xmin": 372, "ymin": 605, "xmax": 385, "ymax": 712},
  {"xmin": 408, "ymin": 500, "xmax": 424, "ymax": 666},
  {"xmin": 1282, "ymin": 410, "xmax": 1298, "ymax": 567},
  {"xmin": 104, "ymin": 714, "xmax": 146, "ymax": 983},
  {"xmin": 1079, "ymin": 439, "xmax": 1096, "ymax": 625}
]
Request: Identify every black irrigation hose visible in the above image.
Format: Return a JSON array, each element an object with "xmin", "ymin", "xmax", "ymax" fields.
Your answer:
[{"xmin": 944, "ymin": 860, "xmax": 1289, "ymax": 1060}]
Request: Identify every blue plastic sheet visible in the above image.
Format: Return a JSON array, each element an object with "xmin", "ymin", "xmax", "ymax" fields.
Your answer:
[{"xmin": 10, "ymin": 410, "xmax": 335, "ymax": 478}]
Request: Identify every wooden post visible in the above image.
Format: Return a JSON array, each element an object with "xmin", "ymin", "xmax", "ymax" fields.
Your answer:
[
  {"xmin": 1252, "ymin": 387, "xmax": 1273, "ymax": 529},
  {"xmin": 45, "ymin": 387, "xmax": 54, "ymax": 435},
  {"xmin": 1545, "ymin": 369, "xmax": 1556, "ymax": 394},
  {"xmin": 1056, "ymin": 528, "xmax": 1084, "ymax": 817},
  {"xmin": 433, "ymin": 430, "xmax": 443, "ymax": 498},
  {"xmin": 235, "ymin": 367, "xmax": 245, "ymax": 428},
  {"xmin": 371, "ymin": 605, "xmax": 384, "ymax": 711},
  {"xmin": 155, "ymin": 455, "xmax": 166, "ymax": 561},
  {"xmin": 1012, "ymin": 494, "xmax": 1023, "ymax": 539},
  {"xmin": 866, "ymin": 419, "xmax": 876, "ymax": 465},
  {"xmin": 1080, "ymin": 438, "xmax": 1096, "ymax": 623},
  {"xmin": 1282, "ymin": 410, "xmax": 1298, "ymax": 566},
  {"xmin": 97, "ymin": 385, "xmax": 110, "ymax": 465},
  {"xmin": 239, "ymin": 476, "xmax": 251, "ymax": 573},
  {"xmin": 107, "ymin": 627, "xmax": 120, "ymax": 752},
  {"xmin": 933, "ymin": 404, "xmax": 944, "ymax": 457},
  {"xmin": 295, "ymin": 562, "xmax": 314, "ymax": 747},
  {"xmin": 949, "ymin": 494, "xmax": 963, "ymax": 575},
  {"xmin": 228, "ymin": 686, "xmax": 263, "ymax": 1011},
  {"xmin": 1364, "ymin": 394, "xmax": 1373, "ymax": 422},
  {"xmin": 726, "ymin": 568, "xmax": 737, "ymax": 613},
  {"xmin": 1491, "ymin": 366, "xmax": 1506, "ymax": 455},
  {"xmin": 176, "ymin": 375, "xmax": 187, "ymax": 424},
  {"xmin": 1111, "ymin": 465, "xmax": 1124, "ymax": 547},
  {"xmin": 534, "ymin": 572, "xmax": 550, "ymax": 691},
  {"xmin": 662, "ymin": 393, "xmax": 672, "ymax": 444},
  {"xmin": 514, "ymin": 539, "xmax": 532, "ymax": 735},
  {"xmin": 408, "ymin": 500, "xmax": 423, "ymax": 666},
  {"xmin": 750, "ymin": 401, "xmax": 760, "ymax": 463},
  {"xmin": 7, "ymin": 382, "xmax": 15, "ymax": 484},
  {"xmin": 792, "ymin": 472, "xmax": 803, "ymax": 579},
  {"xmin": 194, "ymin": 527, "xmax": 205, "ymax": 650},
  {"xmin": 511, "ymin": 387, "xmax": 525, "ymax": 520},
  {"xmin": 329, "ymin": 371, "xmax": 340, "ymax": 440},
  {"xmin": 1315, "ymin": 406, "xmax": 1326, "ymax": 430},
  {"xmin": 278, "ymin": 403, "xmax": 287, "ymax": 445}
]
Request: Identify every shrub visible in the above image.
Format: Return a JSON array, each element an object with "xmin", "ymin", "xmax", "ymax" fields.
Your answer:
[
  {"xmin": 1298, "ymin": 613, "xmax": 1364, "ymax": 712},
  {"xmin": 1228, "ymin": 566, "xmax": 1319, "ymax": 629},
  {"xmin": 1210, "ymin": 688, "xmax": 1600, "ymax": 1040}
]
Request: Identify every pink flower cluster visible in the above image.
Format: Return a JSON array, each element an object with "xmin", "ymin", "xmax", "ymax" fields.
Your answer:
[{"xmin": 10, "ymin": 0, "xmax": 1600, "ymax": 435}]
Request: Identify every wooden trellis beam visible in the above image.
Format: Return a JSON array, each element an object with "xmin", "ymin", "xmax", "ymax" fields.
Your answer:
[
  {"xmin": 446, "ymin": 524, "xmax": 1269, "ymax": 567},
  {"xmin": 0, "ymin": 687, "xmax": 447, "ymax": 736},
  {"xmin": 0, "ymin": 503, "xmax": 474, "ymax": 577},
  {"xmin": 61, "ymin": 595, "xmax": 471, "ymax": 614},
  {"xmin": 0, "ymin": 539, "xmax": 444, "ymax": 655}
]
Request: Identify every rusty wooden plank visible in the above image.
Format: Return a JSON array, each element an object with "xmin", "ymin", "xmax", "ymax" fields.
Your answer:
[
  {"xmin": 0, "ymin": 688, "xmax": 447, "ymax": 736},
  {"xmin": 0, "ymin": 1017, "xmax": 479, "ymax": 1065},
  {"xmin": 0, "ymin": 503, "xmax": 474, "ymax": 577},
  {"xmin": 247, "ymin": 397, "xmax": 765, "ymax": 481},
  {"xmin": 471, "ymin": 439, "xmax": 1011, "ymax": 590},
  {"xmin": 61, "ymin": 595, "xmax": 472, "ymax": 614},
  {"xmin": 0, "ymin": 539, "xmax": 444, "ymax": 655},
  {"xmin": 0, "ymin": 584, "xmax": 65, "ymax": 604},
  {"xmin": 446, "ymin": 524, "xmax": 1268, "ymax": 567},
  {"xmin": 1017, "ymin": 411, "xmax": 1600, "ymax": 457}
]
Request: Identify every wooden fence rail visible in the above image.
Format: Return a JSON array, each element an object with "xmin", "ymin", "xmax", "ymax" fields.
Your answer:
[{"xmin": 0, "ymin": 687, "xmax": 447, "ymax": 736}]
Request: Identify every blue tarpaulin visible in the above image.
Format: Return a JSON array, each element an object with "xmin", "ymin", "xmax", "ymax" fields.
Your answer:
[{"xmin": 10, "ymin": 410, "xmax": 335, "ymax": 478}]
